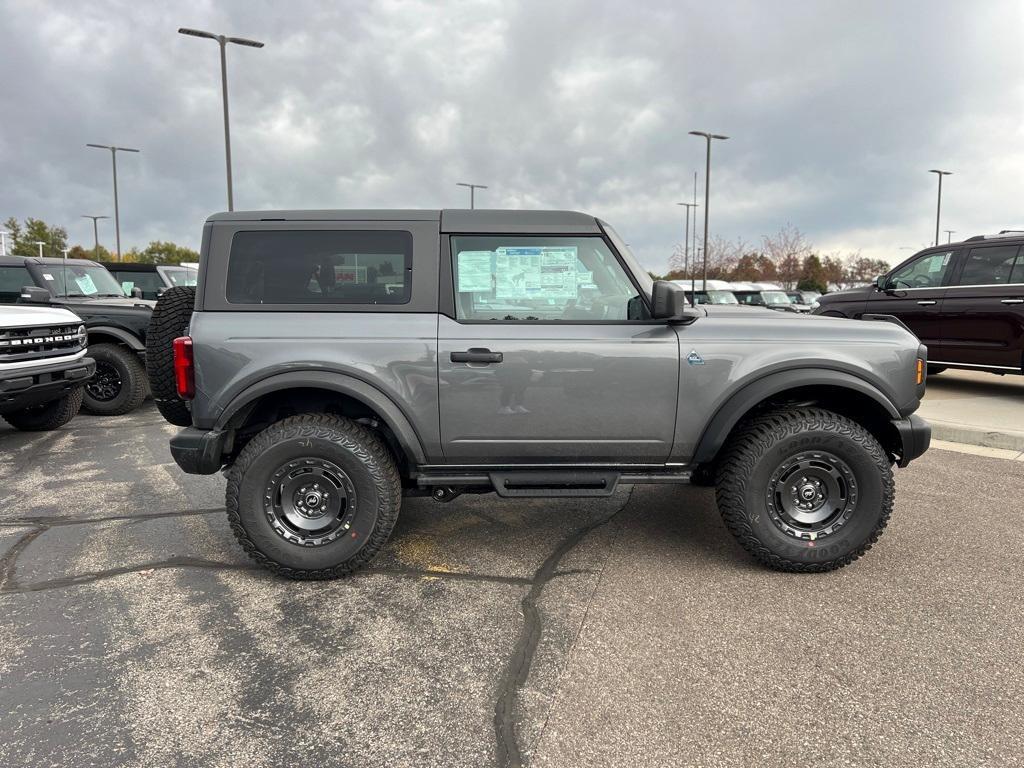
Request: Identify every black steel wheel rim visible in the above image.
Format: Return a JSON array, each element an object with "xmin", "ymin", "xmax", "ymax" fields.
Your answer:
[
  {"xmin": 263, "ymin": 458, "xmax": 357, "ymax": 546},
  {"xmin": 85, "ymin": 360, "xmax": 122, "ymax": 402},
  {"xmin": 766, "ymin": 451, "xmax": 858, "ymax": 541}
]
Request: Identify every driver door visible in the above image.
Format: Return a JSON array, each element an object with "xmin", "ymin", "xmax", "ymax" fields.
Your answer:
[{"xmin": 868, "ymin": 249, "xmax": 956, "ymax": 354}]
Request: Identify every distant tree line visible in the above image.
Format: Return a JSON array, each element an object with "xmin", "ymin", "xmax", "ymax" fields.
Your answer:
[
  {"xmin": 3, "ymin": 216, "xmax": 198, "ymax": 265},
  {"xmin": 656, "ymin": 223, "xmax": 891, "ymax": 293}
]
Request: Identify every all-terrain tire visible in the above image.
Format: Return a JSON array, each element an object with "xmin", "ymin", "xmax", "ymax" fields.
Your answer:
[
  {"xmin": 1, "ymin": 388, "xmax": 84, "ymax": 431},
  {"xmin": 146, "ymin": 286, "xmax": 196, "ymax": 426},
  {"xmin": 81, "ymin": 343, "xmax": 147, "ymax": 416},
  {"xmin": 715, "ymin": 407, "xmax": 894, "ymax": 573},
  {"xmin": 225, "ymin": 414, "xmax": 402, "ymax": 579}
]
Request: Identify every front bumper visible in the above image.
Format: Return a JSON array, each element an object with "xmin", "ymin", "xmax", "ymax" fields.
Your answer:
[
  {"xmin": 0, "ymin": 357, "xmax": 95, "ymax": 413},
  {"xmin": 892, "ymin": 414, "xmax": 931, "ymax": 467},
  {"xmin": 170, "ymin": 427, "xmax": 230, "ymax": 475}
]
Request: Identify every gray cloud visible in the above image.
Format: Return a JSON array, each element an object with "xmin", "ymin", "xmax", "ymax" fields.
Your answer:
[{"xmin": 1, "ymin": 0, "xmax": 1021, "ymax": 271}]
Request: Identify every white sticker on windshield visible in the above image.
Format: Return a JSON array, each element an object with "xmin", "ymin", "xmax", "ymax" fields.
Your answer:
[
  {"xmin": 42, "ymin": 273, "xmax": 54, "ymax": 280},
  {"xmin": 456, "ymin": 251, "xmax": 494, "ymax": 292},
  {"xmin": 75, "ymin": 274, "xmax": 98, "ymax": 295}
]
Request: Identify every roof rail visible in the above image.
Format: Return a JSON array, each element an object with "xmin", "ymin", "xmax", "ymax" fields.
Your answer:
[{"xmin": 964, "ymin": 230, "xmax": 1024, "ymax": 242}]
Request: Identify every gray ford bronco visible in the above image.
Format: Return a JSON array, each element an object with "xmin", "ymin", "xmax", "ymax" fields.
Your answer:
[{"xmin": 149, "ymin": 209, "xmax": 931, "ymax": 579}]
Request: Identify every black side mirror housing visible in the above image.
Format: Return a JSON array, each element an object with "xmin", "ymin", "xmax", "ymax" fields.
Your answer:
[
  {"xmin": 651, "ymin": 280, "xmax": 695, "ymax": 323},
  {"xmin": 19, "ymin": 285, "xmax": 51, "ymax": 303},
  {"xmin": 873, "ymin": 275, "xmax": 890, "ymax": 292}
]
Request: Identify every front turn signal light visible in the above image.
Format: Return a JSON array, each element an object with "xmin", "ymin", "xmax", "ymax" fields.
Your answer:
[{"xmin": 916, "ymin": 358, "xmax": 924, "ymax": 386}]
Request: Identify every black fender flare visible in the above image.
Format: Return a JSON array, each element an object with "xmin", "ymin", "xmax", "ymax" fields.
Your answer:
[
  {"xmin": 88, "ymin": 325, "xmax": 145, "ymax": 351},
  {"xmin": 214, "ymin": 370, "xmax": 427, "ymax": 465},
  {"xmin": 691, "ymin": 368, "xmax": 901, "ymax": 464}
]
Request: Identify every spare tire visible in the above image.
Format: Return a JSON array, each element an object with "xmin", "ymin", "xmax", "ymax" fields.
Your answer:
[{"xmin": 146, "ymin": 286, "xmax": 196, "ymax": 426}]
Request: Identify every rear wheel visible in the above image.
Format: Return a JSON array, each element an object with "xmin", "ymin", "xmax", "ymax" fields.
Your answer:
[
  {"xmin": 225, "ymin": 414, "xmax": 402, "ymax": 579},
  {"xmin": 715, "ymin": 407, "xmax": 893, "ymax": 572},
  {"xmin": 81, "ymin": 343, "xmax": 147, "ymax": 416},
  {"xmin": 146, "ymin": 286, "xmax": 196, "ymax": 426},
  {"xmin": 1, "ymin": 388, "xmax": 84, "ymax": 431}
]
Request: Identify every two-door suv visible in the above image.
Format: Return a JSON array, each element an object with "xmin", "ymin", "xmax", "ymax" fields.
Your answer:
[
  {"xmin": 813, "ymin": 231, "xmax": 1024, "ymax": 377},
  {"xmin": 150, "ymin": 210, "xmax": 931, "ymax": 579}
]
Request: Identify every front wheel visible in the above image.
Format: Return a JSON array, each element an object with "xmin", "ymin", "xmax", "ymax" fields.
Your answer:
[
  {"xmin": 225, "ymin": 414, "xmax": 402, "ymax": 579},
  {"xmin": 715, "ymin": 407, "xmax": 893, "ymax": 572},
  {"xmin": 1, "ymin": 388, "xmax": 84, "ymax": 431},
  {"xmin": 81, "ymin": 343, "xmax": 147, "ymax": 416}
]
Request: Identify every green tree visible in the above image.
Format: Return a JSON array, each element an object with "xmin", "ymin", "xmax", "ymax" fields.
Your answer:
[
  {"xmin": 3, "ymin": 216, "xmax": 68, "ymax": 258},
  {"xmin": 123, "ymin": 240, "xmax": 199, "ymax": 265},
  {"xmin": 797, "ymin": 254, "xmax": 828, "ymax": 294},
  {"xmin": 68, "ymin": 243, "xmax": 114, "ymax": 261}
]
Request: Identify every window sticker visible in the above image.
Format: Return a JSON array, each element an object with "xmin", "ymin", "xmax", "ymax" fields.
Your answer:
[
  {"xmin": 42, "ymin": 273, "xmax": 54, "ymax": 280},
  {"xmin": 456, "ymin": 251, "xmax": 494, "ymax": 292},
  {"xmin": 121, "ymin": 281, "xmax": 135, "ymax": 295},
  {"xmin": 494, "ymin": 246, "xmax": 579, "ymax": 300},
  {"xmin": 75, "ymin": 274, "xmax": 98, "ymax": 295},
  {"xmin": 333, "ymin": 266, "xmax": 367, "ymax": 285}
]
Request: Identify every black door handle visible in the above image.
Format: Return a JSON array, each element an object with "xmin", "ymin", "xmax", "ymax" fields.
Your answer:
[{"xmin": 451, "ymin": 348, "xmax": 503, "ymax": 364}]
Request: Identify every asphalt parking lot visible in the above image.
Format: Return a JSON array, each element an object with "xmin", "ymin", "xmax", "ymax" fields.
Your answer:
[{"xmin": 1, "ymin": 405, "xmax": 1022, "ymax": 768}]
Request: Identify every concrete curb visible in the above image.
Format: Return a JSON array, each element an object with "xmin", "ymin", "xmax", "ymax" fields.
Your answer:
[{"xmin": 928, "ymin": 420, "xmax": 1024, "ymax": 453}]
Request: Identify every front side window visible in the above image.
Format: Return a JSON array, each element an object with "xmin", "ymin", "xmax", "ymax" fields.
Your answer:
[
  {"xmin": 889, "ymin": 251, "xmax": 952, "ymax": 289},
  {"xmin": 226, "ymin": 230, "xmax": 412, "ymax": 305},
  {"xmin": 45, "ymin": 265, "xmax": 125, "ymax": 298},
  {"xmin": 0, "ymin": 266, "xmax": 35, "ymax": 302},
  {"xmin": 451, "ymin": 236, "xmax": 649, "ymax": 321},
  {"xmin": 957, "ymin": 246, "xmax": 1020, "ymax": 286}
]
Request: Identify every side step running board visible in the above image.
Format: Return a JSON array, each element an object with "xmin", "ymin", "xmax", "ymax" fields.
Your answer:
[{"xmin": 489, "ymin": 470, "xmax": 619, "ymax": 498}]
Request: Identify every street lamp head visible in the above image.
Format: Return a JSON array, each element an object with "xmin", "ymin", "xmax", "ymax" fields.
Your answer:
[
  {"xmin": 178, "ymin": 27, "xmax": 218, "ymax": 40},
  {"xmin": 81, "ymin": 215, "xmax": 110, "ymax": 220},
  {"xmin": 928, "ymin": 169, "xmax": 953, "ymax": 176},
  {"xmin": 689, "ymin": 131, "xmax": 729, "ymax": 141},
  {"xmin": 227, "ymin": 36, "xmax": 265, "ymax": 48},
  {"xmin": 86, "ymin": 143, "xmax": 140, "ymax": 153}
]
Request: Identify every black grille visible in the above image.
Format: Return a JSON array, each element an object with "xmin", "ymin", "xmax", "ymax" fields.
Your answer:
[{"xmin": 0, "ymin": 324, "xmax": 85, "ymax": 362}]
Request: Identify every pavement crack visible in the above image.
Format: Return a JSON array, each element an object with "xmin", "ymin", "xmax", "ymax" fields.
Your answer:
[
  {"xmin": 2, "ymin": 507, "xmax": 224, "ymax": 528},
  {"xmin": 1, "ymin": 556, "xmax": 256, "ymax": 594},
  {"xmin": 493, "ymin": 486, "xmax": 635, "ymax": 768},
  {"xmin": 0, "ymin": 525, "xmax": 47, "ymax": 591},
  {"xmin": 362, "ymin": 566, "xmax": 533, "ymax": 586}
]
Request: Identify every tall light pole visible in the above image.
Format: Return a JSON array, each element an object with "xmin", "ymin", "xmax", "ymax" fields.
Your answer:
[
  {"xmin": 178, "ymin": 28, "xmax": 265, "ymax": 212},
  {"xmin": 689, "ymin": 131, "xmax": 729, "ymax": 287},
  {"xmin": 0, "ymin": 231, "xmax": 9, "ymax": 256},
  {"xmin": 86, "ymin": 144, "xmax": 140, "ymax": 261},
  {"xmin": 34, "ymin": 241, "xmax": 46, "ymax": 258},
  {"xmin": 944, "ymin": 229, "xmax": 956, "ymax": 244},
  {"xmin": 81, "ymin": 215, "xmax": 109, "ymax": 259},
  {"xmin": 677, "ymin": 202, "xmax": 698, "ymax": 284},
  {"xmin": 456, "ymin": 182, "xmax": 488, "ymax": 209},
  {"xmin": 928, "ymin": 169, "xmax": 952, "ymax": 247}
]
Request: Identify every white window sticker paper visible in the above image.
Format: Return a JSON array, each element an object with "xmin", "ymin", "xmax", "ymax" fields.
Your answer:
[
  {"xmin": 42, "ymin": 273, "xmax": 54, "ymax": 280},
  {"xmin": 74, "ymin": 274, "xmax": 98, "ymax": 295},
  {"xmin": 494, "ymin": 246, "xmax": 579, "ymax": 300},
  {"xmin": 457, "ymin": 251, "xmax": 494, "ymax": 292}
]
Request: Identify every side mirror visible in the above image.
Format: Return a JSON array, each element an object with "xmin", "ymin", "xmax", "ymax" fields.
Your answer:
[
  {"xmin": 131, "ymin": 287, "xmax": 143, "ymax": 299},
  {"xmin": 19, "ymin": 285, "xmax": 51, "ymax": 303},
  {"xmin": 651, "ymin": 280, "xmax": 691, "ymax": 322},
  {"xmin": 873, "ymin": 275, "xmax": 890, "ymax": 292}
]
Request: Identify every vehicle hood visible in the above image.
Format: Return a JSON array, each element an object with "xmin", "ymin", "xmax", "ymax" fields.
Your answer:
[
  {"xmin": 818, "ymin": 285, "xmax": 873, "ymax": 304},
  {"xmin": 0, "ymin": 305, "xmax": 83, "ymax": 328},
  {"xmin": 697, "ymin": 302, "xmax": 917, "ymax": 343},
  {"xmin": 58, "ymin": 296, "xmax": 155, "ymax": 311}
]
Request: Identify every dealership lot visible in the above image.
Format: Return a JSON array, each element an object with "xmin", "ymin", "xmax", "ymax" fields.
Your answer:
[{"xmin": 1, "ymin": 405, "xmax": 1022, "ymax": 768}]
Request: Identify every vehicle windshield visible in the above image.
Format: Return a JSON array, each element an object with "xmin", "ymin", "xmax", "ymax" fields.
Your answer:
[
  {"xmin": 600, "ymin": 222, "xmax": 654, "ymax": 298},
  {"xmin": 706, "ymin": 290, "xmax": 738, "ymax": 304},
  {"xmin": 762, "ymin": 291, "xmax": 792, "ymax": 305},
  {"xmin": 45, "ymin": 264, "xmax": 126, "ymax": 298},
  {"xmin": 161, "ymin": 267, "xmax": 198, "ymax": 286}
]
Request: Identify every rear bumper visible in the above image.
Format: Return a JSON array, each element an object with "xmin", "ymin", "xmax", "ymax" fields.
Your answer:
[
  {"xmin": 0, "ymin": 357, "xmax": 95, "ymax": 413},
  {"xmin": 169, "ymin": 427, "xmax": 229, "ymax": 475},
  {"xmin": 892, "ymin": 413, "xmax": 931, "ymax": 467}
]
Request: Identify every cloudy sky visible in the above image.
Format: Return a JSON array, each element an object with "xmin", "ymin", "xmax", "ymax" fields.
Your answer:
[{"xmin": 1, "ymin": 0, "xmax": 1021, "ymax": 272}]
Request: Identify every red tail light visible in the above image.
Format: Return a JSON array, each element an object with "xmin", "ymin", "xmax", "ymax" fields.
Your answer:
[{"xmin": 173, "ymin": 336, "xmax": 195, "ymax": 399}]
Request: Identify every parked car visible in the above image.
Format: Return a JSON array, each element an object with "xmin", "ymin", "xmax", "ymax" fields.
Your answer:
[
  {"xmin": 786, "ymin": 290, "xmax": 820, "ymax": 313},
  {"xmin": 0, "ymin": 256, "xmax": 154, "ymax": 414},
  {"xmin": 146, "ymin": 209, "xmax": 930, "ymax": 579},
  {"xmin": 732, "ymin": 289, "xmax": 801, "ymax": 313},
  {"xmin": 0, "ymin": 304, "xmax": 94, "ymax": 430},
  {"xmin": 101, "ymin": 262, "xmax": 199, "ymax": 300},
  {"xmin": 813, "ymin": 232, "xmax": 1024, "ymax": 376}
]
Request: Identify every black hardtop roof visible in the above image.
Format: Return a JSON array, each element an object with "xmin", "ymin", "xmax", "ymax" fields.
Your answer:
[
  {"xmin": 0, "ymin": 255, "xmax": 101, "ymax": 267},
  {"xmin": 99, "ymin": 261, "xmax": 157, "ymax": 271},
  {"xmin": 205, "ymin": 209, "xmax": 602, "ymax": 234}
]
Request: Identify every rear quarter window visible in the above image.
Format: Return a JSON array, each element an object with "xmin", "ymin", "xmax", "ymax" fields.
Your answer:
[{"xmin": 225, "ymin": 230, "xmax": 413, "ymax": 305}]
